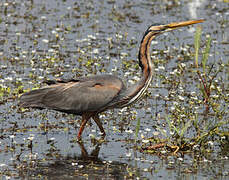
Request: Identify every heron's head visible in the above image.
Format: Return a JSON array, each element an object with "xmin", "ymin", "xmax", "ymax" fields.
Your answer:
[{"xmin": 146, "ymin": 19, "xmax": 204, "ymax": 34}]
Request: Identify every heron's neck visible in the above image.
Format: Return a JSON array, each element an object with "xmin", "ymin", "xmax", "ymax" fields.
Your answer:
[
  {"xmin": 123, "ymin": 31, "xmax": 157, "ymax": 106},
  {"xmin": 138, "ymin": 32, "xmax": 155, "ymax": 82}
]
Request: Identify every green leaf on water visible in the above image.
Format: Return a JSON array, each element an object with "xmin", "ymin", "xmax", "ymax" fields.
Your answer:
[
  {"xmin": 165, "ymin": 116, "xmax": 179, "ymax": 136},
  {"xmin": 202, "ymin": 36, "xmax": 211, "ymax": 73},
  {"xmin": 135, "ymin": 118, "xmax": 141, "ymax": 138},
  {"xmin": 194, "ymin": 26, "xmax": 202, "ymax": 68},
  {"xmin": 180, "ymin": 119, "xmax": 193, "ymax": 138}
]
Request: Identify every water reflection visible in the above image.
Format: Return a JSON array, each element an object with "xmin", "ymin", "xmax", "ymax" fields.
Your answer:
[{"xmin": 23, "ymin": 140, "xmax": 136, "ymax": 179}]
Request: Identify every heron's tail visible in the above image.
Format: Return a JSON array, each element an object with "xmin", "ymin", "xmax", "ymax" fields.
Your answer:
[{"xmin": 19, "ymin": 88, "xmax": 49, "ymax": 108}]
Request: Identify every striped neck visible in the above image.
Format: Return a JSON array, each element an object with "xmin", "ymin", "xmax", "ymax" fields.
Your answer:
[{"xmin": 121, "ymin": 31, "xmax": 158, "ymax": 107}]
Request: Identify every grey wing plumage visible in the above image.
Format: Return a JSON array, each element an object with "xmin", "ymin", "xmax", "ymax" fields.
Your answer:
[{"xmin": 20, "ymin": 75, "xmax": 125, "ymax": 115}]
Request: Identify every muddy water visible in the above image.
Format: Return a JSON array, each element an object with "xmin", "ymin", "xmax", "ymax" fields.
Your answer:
[{"xmin": 0, "ymin": 0, "xmax": 228, "ymax": 179}]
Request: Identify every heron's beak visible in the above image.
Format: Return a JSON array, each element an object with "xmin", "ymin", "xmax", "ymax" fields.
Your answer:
[{"xmin": 164, "ymin": 19, "xmax": 204, "ymax": 31}]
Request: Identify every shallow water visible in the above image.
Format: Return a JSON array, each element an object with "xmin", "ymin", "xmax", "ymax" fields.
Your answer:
[{"xmin": 0, "ymin": 0, "xmax": 228, "ymax": 179}]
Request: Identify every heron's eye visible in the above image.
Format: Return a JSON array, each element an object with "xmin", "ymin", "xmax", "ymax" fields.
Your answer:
[{"xmin": 148, "ymin": 29, "xmax": 162, "ymax": 33}]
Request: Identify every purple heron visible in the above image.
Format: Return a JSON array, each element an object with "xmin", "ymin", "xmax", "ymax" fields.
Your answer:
[{"xmin": 20, "ymin": 19, "xmax": 204, "ymax": 139}]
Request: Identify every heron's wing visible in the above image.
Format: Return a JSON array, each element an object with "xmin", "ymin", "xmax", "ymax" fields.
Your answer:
[{"xmin": 20, "ymin": 75, "xmax": 124, "ymax": 114}]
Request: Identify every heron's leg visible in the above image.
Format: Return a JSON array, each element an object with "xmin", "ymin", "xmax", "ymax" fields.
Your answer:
[
  {"xmin": 92, "ymin": 114, "xmax": 106, "ymax": 136},
  {"xmin": 77, "ymin": 114, "xmax": 91, "ymax": 140},
  {"xmin": 77, "ymin": 141, "xmax": 88, "ymax": 157}
]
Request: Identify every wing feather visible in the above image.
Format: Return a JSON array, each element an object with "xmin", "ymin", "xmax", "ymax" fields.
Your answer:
[{"xmin": 20, "ymin": 75, "xmax": 124, "ymax": 114}]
